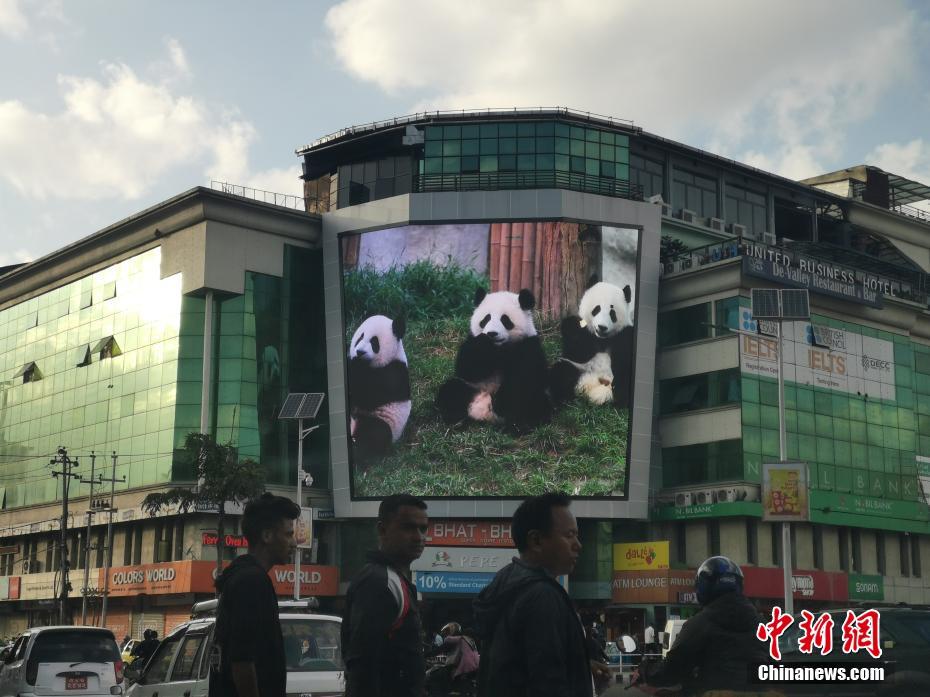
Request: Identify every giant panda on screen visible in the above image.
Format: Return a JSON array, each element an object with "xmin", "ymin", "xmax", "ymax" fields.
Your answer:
[
  {"xmin": 347, "ymin": 315, "xmax": 411, "ymax": 460},
  {"xmin": 436, "ymin": 288, "xmax": 551, "ymax": 433},
  {"xmin": 550, "ymin": 277, "xmax": 635, "ymax": 408}
]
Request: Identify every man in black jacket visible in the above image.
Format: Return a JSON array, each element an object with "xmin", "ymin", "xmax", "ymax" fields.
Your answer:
[
  {"xmin": 474, "ymin": 492, "xmax": 603, "ymax": 697},
  {"xmin": 212, "ymin": 493, "xmax": 300, "ymax": 697},
  {"xmin": 637, "ymin": 556, "xmax": 772, "ymax": 696},
  {"xmin": 343, "ymin": 493, "xmax": 429, "ymax": 697}
]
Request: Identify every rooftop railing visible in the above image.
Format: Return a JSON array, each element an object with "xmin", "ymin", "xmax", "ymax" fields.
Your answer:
[
  {"xmin": 415, "ymin": 170, "xmax": 643, "ymax": 201},
  {"xmin": 297, "ymin": 107, "xmax": 639, "ymax": 153},
  {"xmin": 850, "ymin": 180, "xmax": 930, "ymax": 225},
  {"xmin": 209, "ymin": 180, "xmax": 325, "ymax": 212}
]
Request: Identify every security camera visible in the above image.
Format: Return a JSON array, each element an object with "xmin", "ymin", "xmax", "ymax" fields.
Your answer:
[{"xmin": 302, "ymin": 473, "xmax": 314, "ymax": 487}]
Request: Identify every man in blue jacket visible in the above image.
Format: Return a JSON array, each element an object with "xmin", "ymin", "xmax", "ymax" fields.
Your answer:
[{"xmin": 474, "ymin": 492, "xmax": 604, "ymax": 697}]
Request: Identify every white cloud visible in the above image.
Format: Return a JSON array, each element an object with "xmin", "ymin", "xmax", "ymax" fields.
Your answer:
[
  {"xmin": 325, "ymin": 0, "xmax": 918, "ymax": 180},
  {"xmin": 0, "ymin": 43, "xmax": 259, "ymax": 200},
  {"xmin": 244, "ymin": 166, "xmax": 304, "ymax": 198},
  {"xmin": 867, "ymin": 139, "xmax": 930, "ymax": 183},
  {"xmin": 0, "ymin": 0, "xmax": 28, "ymax": 38},
  {"xmin": 0, "ymin": 248, "xmax": 33, "ymax": 266}
]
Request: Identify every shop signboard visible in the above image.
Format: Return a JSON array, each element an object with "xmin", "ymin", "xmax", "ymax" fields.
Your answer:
[
  {"xmin": 741, "ymin": 567, "xmax": 847, "ymax": 602},
  {"xmin": 413, "ymin": 571, "xmax": 496, "ymax": 595},
  {"xmin": 809, "ymin": 491, "xmax": 929, "ymax": 532},
  {"xmin": 201, "ymin": 533, "xmax": 248, "ymax": 548},
  {"xmin": 425, "ymin": 521, "xmax": 514, "ymax": 547},
  {"xmin": 611, "ymin": 569, "xmax": 694, "ymax": 604},
  {"xmin": 762, "ymin": 462, "xmax": 809, "ymax": 522},
  {"xmin": 9, "ymin": 577, "xmax": 19, "ymax": 600},
  {"xmin": 651, "ymin": 501, "xmax": 762, "ymax": 521},
  {"xmin": 613, "ymin": 541, "xmax": 669, "ymax": 571},
  {"xmin": 98, "ymin": 560, "xmax": 340, "ymax": 597},
  {"xmin": 412, "ymin": 546, "xmax": 515, "ymax": 574},
  {"xmin": 848, "ymin": 574, "xmax": 884, "ymax": 601},
  {"xmin": 295, "ymin": 507, "xmax": 313, "ymax": 549},
  {"xmin": 739, "ymin": 314, "xmax": 896, "ymax": 402},
  {"xmin": 19, "ymin": 572, "xmax": 58, "ymax": 600},
  {"xmin": 268, "ymin": 564, "xmax": 339, "ymax": 596},
  {"xmin": 0, "ymin": 577, "xmax": 8, "ymax": 600}
]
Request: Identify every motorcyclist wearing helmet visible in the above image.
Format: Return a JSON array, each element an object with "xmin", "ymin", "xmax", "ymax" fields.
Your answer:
[
  {"xmin": 427, "ymin": 622, "xmax": 479, "ymax": 696},
  {"xmin": 634, "ymin": 556, "xmax": 772, "ymax": 697}
]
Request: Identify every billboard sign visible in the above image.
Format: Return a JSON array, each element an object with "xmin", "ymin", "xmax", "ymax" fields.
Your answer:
[
  {"xmin": 295, "ymin": 507, "xmax": 313, "ymax": 549},
  {"xmin": 411, "ymin": 546, "xmax": 515, "ymax": 574},
  {"xmin": 339, "ymin": 221, "xmax": 640, "ymax": 499},
  {"xmin": 613, "ymin": 541, "xmax": 670, "ymax": 571},
  {"xmin": 739, "ymin": 315, "xmax": 896, "ymax": 401},
  {"xmin": 413, "ymin": 571, "xmax": 495, "ymax": 595},
  {"xmin": 425, "ymin": 521, "xmax": 514, "ymax": 547},
  {"xmin": 762, "ymin": 462, "xmax": 810, "ymax": 522}
]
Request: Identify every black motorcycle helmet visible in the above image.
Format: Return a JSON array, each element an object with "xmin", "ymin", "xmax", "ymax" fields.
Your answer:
[{"xmin": 694, "ymin": 556, "xmax": 744, "ymax": 605}]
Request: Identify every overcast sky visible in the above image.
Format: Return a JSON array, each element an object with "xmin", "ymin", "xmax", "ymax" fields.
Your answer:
[{"xmin": 1, "ymin": 0, "xmax": 929, "ymax": 264}]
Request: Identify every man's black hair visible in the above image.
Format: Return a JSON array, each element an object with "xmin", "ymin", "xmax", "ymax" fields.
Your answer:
[
  {"xmin": 378, "ymin": 493, "xmax": 427, "ymax": 524},
  {"xmin": 512, "ymin": 492, "xmax": 572, "ymax": 552},
  {"xmin": 242, "ymin": 492, "xmax": 301, "ymax": 545}
]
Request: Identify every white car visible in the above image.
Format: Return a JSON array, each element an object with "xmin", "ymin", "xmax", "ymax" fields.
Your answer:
[
  {"xmin": 0, "ymin": 626, "xmax": 125, "ymax": 697},
  {"xmin": 126, "ymin": 601, "xmax": 343, "ymax": 697}
]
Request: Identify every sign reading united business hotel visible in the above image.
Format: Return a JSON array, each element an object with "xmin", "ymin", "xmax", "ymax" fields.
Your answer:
[{"xmin": 740, "ymin": 242, "xmax": 923, "ymax": 308}]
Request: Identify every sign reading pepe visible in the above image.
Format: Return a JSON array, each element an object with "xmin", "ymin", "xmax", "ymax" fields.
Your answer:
[{"xmin": 613, "ymin": 541, "xmax": 670, "ymax": 571}]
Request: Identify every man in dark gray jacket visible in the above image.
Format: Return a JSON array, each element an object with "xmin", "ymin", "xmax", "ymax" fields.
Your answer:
[{"xmin": 474, "ymin": 492, "xmax": 605, "ymax": 697}]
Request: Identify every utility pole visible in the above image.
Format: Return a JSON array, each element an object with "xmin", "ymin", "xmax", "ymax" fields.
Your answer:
[
  {"xmin": 51, "ymin": 447, "xmax": 80, "ymax": 626},
  {"xmin": 99, "ymin": 451, "xmax": 123, "ymax": 627},
  {"xmin": 78, "ymin": 452, "xmax": 97, "ymax": 625}
]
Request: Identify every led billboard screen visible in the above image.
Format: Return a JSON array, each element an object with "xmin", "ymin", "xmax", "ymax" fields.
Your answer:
[{"xmin": 339, "ymin": 221, "xmax": 640, "ymax": 498}]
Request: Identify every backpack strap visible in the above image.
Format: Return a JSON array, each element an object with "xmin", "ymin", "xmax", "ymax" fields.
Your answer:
[{"xmin": 385, "ymin": 567, "xmax": 412, "ymax": 639}]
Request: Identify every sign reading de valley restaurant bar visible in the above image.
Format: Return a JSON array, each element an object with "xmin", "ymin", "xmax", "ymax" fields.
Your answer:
[{"xmin": 740, "ymin": 243, "xmax": 907, "ymax": 308}]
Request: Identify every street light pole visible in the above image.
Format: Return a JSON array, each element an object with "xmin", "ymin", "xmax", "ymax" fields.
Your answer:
[{"xmin": 776, "ymin": 318, "xmax": 794, "ymax": 617}]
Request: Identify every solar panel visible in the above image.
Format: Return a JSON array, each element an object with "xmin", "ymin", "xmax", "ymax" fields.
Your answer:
[
  {"xmin": 279, "ymin": 394, "xmax": 307, "ymax": 420},
  {"xmin": 296, "ymin": 393, "xmax": 325, "ymax": 419},
  {"xmin": 750, "ymin": 289, "xmax": 780, "ymax": 319},
  {"xmin": 780, "ymin": 289, "xmax": 810, "ymax": 320}
]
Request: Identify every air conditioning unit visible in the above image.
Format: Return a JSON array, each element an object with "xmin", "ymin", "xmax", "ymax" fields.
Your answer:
[
  {"xmin": 728, "ymin": 223, "xmax": 747, "ymax": 237},
  {"xmin": 694, "ymin": 489, "xmax": 715, "ymax": 505},
  {"xmin": 663, "ymin": 262, "xmax": 676, "ymax": 275},
  {"xmin": 706, "ymin": 217, "xmax": 725, "ymax": 232},
  {"xmin": 22, "ymin": 559, "xmax": 40, "ymax": 574},
  {"xmin": 660, "ymin": 203, "xmax": 672, "ymax": 217},
  {"xmin": 647, "ymin": 194, "xmax": 664, "ymax": 205},
  {"xmin": 675, "ymin": 492, "xmax": 693, "ymax": 507},
  {"xmin": 716, "ymin": 487, "xmax": 738, "ymax": 503},
  {"xmin": 678, "ymin": 209, "xmax": 697, "ymax": 224},
  {"xmin": 762, "ymin": 231, "xmax": 777, "ymax": 246},
  {"xmin": 741, "ymin": 485, "xmax": 761, "ymax": 502}
]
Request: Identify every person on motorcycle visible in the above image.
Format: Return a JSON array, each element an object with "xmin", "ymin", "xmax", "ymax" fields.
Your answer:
[
  {"xmin": 633, "ymin": 556, "xmax": 774, "ymax": 697},
  {"xmin": 426, "ymin": 622, "xmax": 479, "ymax": 696}
]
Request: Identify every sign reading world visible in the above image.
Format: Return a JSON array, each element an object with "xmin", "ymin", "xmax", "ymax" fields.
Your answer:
[{"xmin": 739, "ymin": 314, "xmax": 896, "ymax": 401}]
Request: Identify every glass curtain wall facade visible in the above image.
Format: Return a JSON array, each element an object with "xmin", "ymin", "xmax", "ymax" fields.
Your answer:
[
  {"xmin": 0, "ymin": 248, "xmax": 181, "ymax": 508},
  {"xmin": 0, "ymin": 245, "xmax": 329, "ymax": 510},
  {"xmin": 658, "ymin": 295, "xmax": 929, "ymax": 520}
]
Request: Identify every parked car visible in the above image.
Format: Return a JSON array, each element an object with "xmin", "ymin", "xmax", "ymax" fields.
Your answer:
[
  {"xmin": 0, "ymin": 626, "xmax": 124, "ymax": 697},
  {"xmin": 120, "ymin": 639, "xmax": 140, "ymax": 665},
  {"xmin": 127, "ymin": 599, "xmax": 344, "ymax": 697},
  {"xmin": 777, "ymin": 606, "xmax": 930, "ymax": 696}
]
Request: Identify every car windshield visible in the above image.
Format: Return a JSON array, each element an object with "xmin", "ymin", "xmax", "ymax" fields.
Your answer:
[
  {"xmin": 892, "ymin": 614, "xmax": 930, "ymax": 645},
  {"xmin": 281, "ymin": 618, "xmax": 343, "ymax": 672},
  {"xmin": 30, "ymin": 630, "xmax": 119, "ymax": 664}
]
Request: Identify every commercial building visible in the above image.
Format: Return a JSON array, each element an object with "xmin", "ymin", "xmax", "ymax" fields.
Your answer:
[
  {"xmin": 297, "ymin": 110, "xmax": 930, "ymax": 638},
  {"xmin": 0, "ymin": 187, "xmax": 337, "ymax": 636},
  {"xmin": 1, "ymin": 109, "xmax": 930, "ymax": 641}
]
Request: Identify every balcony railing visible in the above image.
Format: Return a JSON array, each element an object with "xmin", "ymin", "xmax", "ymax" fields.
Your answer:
[
  {"xmin": 415, "ymin": 171, "xmax": 643, "ymax": 201},
  {"xmin": 851, "ymin": 180, "xmax": 930, "ymax": 225}
]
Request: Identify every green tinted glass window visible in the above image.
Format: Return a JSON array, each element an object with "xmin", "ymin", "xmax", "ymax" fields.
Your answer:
[
  {"xmin": 462, "ymin": 139, "xmax": 479, "ymax": 156},
  {"xmin": 499, "ymin": 123, "xmax": 517, "ymax": 137},
  {"xmin": 480, "ymin": 123, "xmax": 498, "ymax": 137},
  {"xmin": 480, "ymin": 156, "xmax": 498, "ymax": 172},
  {"xmin": 442, "ymin": 157, "xmax": 460, "ymax": 173},
  {"xmin": 443, "ymin": 125, "xmax": 461, "ymax": 138},
  {"xmin": 518, "ymin": 138, "xmax": 535, "ymax": 154},
  {"xmin": 499, "ymin": 138, "xmax": 517, "ymax": 155},
  {"xmin": 499, "ymin": 155, "xmax": 516, "ymax": 171},
  {"xmin": 461, "ymin": 124, "xmax": 479, "ymax": 138},
  {"xmin": 518, "ymin": 155, "xmax": 536, "ymax": 170},
  {"xmin": 480, "ymin": 138, "xmax": 498, "ymax": 154},
  {"xmin": 442, "ymin": 141, "xmax": 461, "ymax": 156},
  {"xmin": 555, "ymin": 137, "xmax": 570, "ymax": 154},
  {"xmin": 537, "ymin": 122, "xmax": 554, "ymax": 136}
]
